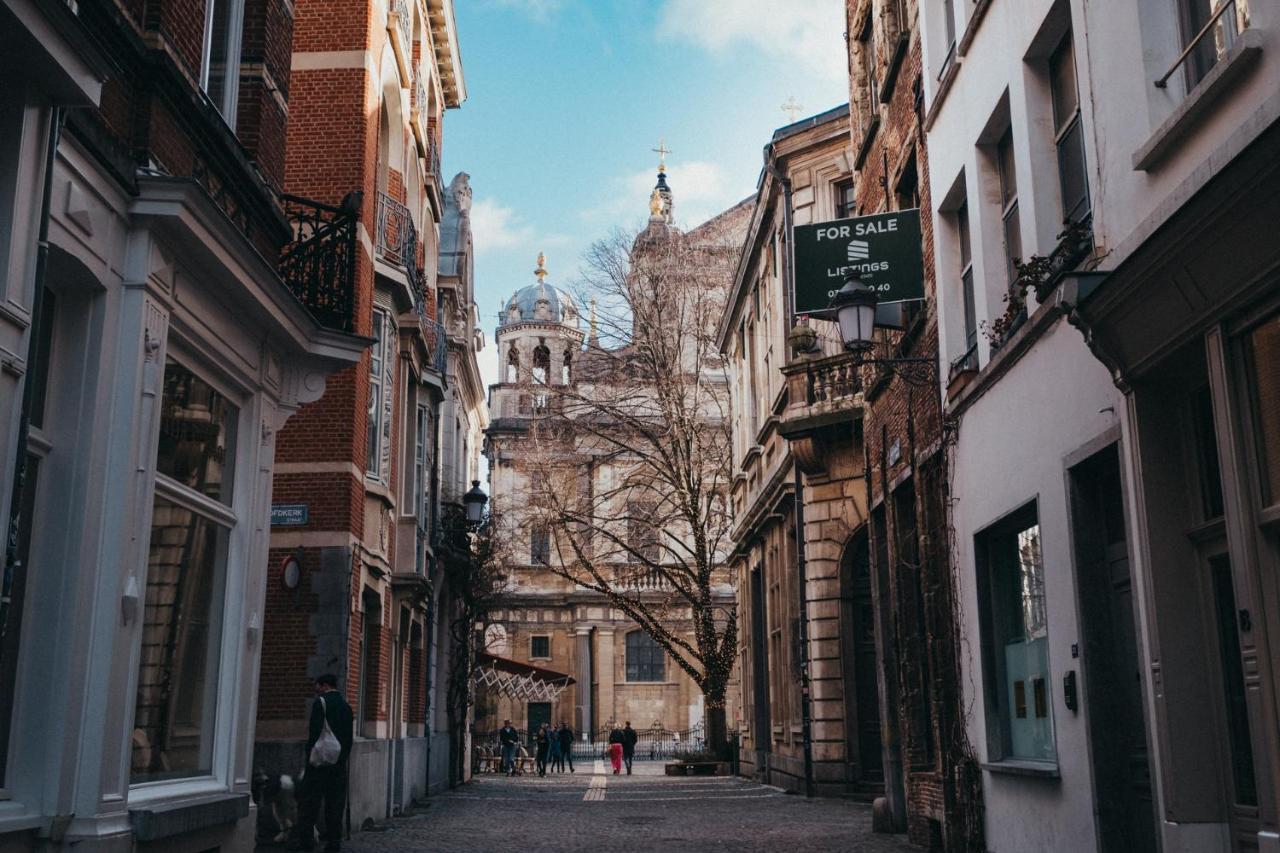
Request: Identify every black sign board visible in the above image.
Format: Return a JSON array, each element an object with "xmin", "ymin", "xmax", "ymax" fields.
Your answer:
[{"xmin": 793, "ymin": 209, "xmax": 924, "ymax": 315}]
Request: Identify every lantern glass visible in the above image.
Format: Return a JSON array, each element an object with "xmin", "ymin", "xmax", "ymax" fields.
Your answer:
[
  {"xmin": 838, "ymin": 300, "xmax": 877, "ymax": 350},
  {"xmin": 463, "ymin": 480, "xmax": 487, "ymax": 525}
]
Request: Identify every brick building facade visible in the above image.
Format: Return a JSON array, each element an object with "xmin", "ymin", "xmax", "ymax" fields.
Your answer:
[
  {"xmin": 253, "ymin": 0, "xmax": 470, "ymax": 828},
  {"xmin": 0, "ymin": 0, "xmax": 366, "ymax": 849},
  {"xmin": 842, "ymin": 0, "xmax": 982, "ymax": 848}
]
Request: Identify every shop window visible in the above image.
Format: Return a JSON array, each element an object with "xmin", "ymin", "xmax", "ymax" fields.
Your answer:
[
  {"xmin": 975, "ymin": 502, "xmax": 1055, "ymax": 763},
  {"xmin": 625, "ymin": 629, "xmax": 665, "ymax": 682},
  {"xmin": 132, "ymin": 358, "xmax": 239, "ymax": 783}
]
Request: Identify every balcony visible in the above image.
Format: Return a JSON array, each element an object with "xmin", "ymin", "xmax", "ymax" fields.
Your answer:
[
  {"xmin": 777, "ymin": 351, "xmax": 864, "ymax": 475},
  {"xmin": 279, "ymin": 192, "xmax": 361, "ymax": 333},
  {"xmin": 376, "ymin": 190, "xmax": 418, "ymax": 276},
  {"xmin": 387, "ymin": 0, "xmax": 413, "ymax": 81}
]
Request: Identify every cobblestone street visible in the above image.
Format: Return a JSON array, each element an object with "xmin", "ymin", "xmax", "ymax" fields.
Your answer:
[{"xmin": 338, "ymin": 762, "xmax": 917, "ymax": 853}]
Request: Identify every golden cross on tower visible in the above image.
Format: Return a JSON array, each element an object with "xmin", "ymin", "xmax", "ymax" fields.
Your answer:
[
  {"xmin": 781, "ymin": 96, "xmax": 803, "ymax": 123},
  {"xmin": 534, "ymin": 252, "xmax": 548, "ymax": 283},
  {"xmin": 652, "ymin": 138, "xmax": 672, "ymax": 172}
]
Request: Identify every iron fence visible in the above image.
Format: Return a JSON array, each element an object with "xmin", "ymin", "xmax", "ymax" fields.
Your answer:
[{"xmin": 473, "ymin": 722, "xmax": 709, "ymax": 766}]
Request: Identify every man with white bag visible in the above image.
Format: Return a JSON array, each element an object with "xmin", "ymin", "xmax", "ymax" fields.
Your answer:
[{"xmin": 289, "ymin": 674, "xmax": 354, "ymax": 852}]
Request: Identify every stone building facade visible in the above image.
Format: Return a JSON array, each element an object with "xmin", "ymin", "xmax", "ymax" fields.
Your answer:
[
  {"xmin": 0, "ymin": 0, "xmax": 366, "ymax": 849},
  {"xmin": 254, "ymin": 0, "xmax": 471, "ymax": 828},
  {"xmin": 479, "ymin": 174, "xmax": 745, "ymax": 744},
  {"xmin": 718, "ymin": 105, "xmax": 881, "ymax": 797}
]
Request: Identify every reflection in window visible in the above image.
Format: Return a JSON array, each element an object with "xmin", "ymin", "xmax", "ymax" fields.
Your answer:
[
  {"xmin": 625, "ymin": 629, "xmax": 665, "ymax": 682},
  {"xmin": 977, "ymin": 505, "xmax": 1055, "ymax": 762},
  {"xmin": 131, "ymin": 497, "xmax": 230, "ymax": 783},
  {"xmin": 156, "ymin": 358, "xmax": 238, "ymax": 503}
]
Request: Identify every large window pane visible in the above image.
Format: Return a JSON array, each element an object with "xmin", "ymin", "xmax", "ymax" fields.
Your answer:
[
  {"xmin": 131, "ymin": 496, "xmax": 229, "ymax": 783},
  {"xmin": 1245, "ymin": 313, "xmax": 1280, "ymax": 505},
  {"xmin": 156, "ymin": 358, "xmax": 238, "ymax": 505},
  {"xmin": 625, "ymin": 630, "xmax": 664, "ymax": 682},
  {"xmin": 978, "ymin": 505, "xmax": 1055, "ymax": 762},
  {"xmin": 1056, "ymin": 120, "xmax": 1090, "ymax": 224}
]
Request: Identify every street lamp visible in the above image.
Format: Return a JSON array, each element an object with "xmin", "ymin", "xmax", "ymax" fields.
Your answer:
[
  {"xmin": 829, "ymin": 274, "xmax": 878, "ymax": 352},
  {"xmin": 463, "ymin": 480, "xmax": 488, "ymax": 527}
]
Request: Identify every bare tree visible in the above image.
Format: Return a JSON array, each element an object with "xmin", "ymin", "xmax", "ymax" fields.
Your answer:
[
  {"xmin": 518, "ymin": 212, "xmax": 746, "ymax": 754},
  {"xmin": 440, "ymin": 507, "xmax": 512, "ymax": 785}
]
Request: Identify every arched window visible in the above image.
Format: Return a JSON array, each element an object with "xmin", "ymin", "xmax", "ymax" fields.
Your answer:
[
  {"xmin": 562, "ymin": 351, "xmax": 572, "ymax": 384},
  {"xmin": 532, "ymin": 343, "xmax": 550, "ymax": 384},
  {"xmin": 506, "ymin": 344, "xmax": 519, "ymax": 383},
  {"xmin": 625, "ymin": 630, "xmax": 664, "ymax": 682}
]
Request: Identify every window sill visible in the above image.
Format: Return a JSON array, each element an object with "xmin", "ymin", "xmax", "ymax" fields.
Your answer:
[
  {"xmin": 129, "ymin": 792, "xmax": 250, "ymax": 841},
  {"xmin": 981, "ymin": 759, "xmax": 1060, "ymax": 779},
  {"xmin": 924, "ymin": 53, "xmax": 961, "ymax": 133},
  {"xmin": 956, "ymin": 0, "xmax": 994, "ymax": 58},
  {"xmin": 879, "ymin": 31, "xmax": 911, "ymax": 103},
  {"xmin": 1133, "ymin": 29, "xmax": 1262, "ymax": 171}
]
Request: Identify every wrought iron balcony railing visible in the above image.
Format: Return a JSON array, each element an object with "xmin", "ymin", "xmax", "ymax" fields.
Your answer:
[
  {"xmin": 423, "ymin": 317, "xmax": 448, "ymax": 374},
  {"xmin": 279, "ymin": 192, "xmax": 361, "ymax": 332},
  {"xmin": 389, "ymin": 0, "xmax": 412, "ymax": 66},
  {"xmin": 376, "ymin": 190, "xmax": 418, "ymax": 275}
]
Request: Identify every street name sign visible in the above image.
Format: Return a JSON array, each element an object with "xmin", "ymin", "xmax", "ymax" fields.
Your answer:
[
  {"xmin": 793, "ymin": 209, "xmax": 924, "ymax": 315},
  {"xmin": 271, "ymin": 504, "xmax": 309, "ymax": 526}
]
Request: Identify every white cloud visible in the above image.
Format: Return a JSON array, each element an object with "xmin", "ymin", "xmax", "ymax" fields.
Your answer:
[
  {"xmin": 471, "ymin": 198, "xmax": 537, "ymax": 250},
  {"xmin": 657, "ymin": 0, "xmax": 847, "ymax": 84}
]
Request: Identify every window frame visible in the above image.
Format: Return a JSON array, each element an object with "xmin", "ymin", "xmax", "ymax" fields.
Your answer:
[
  {"xmin": 200, "ymin": 0, "xmax": 247, "ymax": 129},
  {"xmin": 366, "ymin": 308, "xmax": 392, "ymax": 480},
  {"xmin": 858, "ymin": 11, "xmax": 879, "ymax": 115},
  {"xmin": 834, "ymin": 178, "xmax": 856, "ymax": 220},
  {"xmin": 974, "ymin": 500, "xmax": 1057, "ymax": 765},
  {"xmin": 624, "ymin": 629, "xmax": 665, "ymax": 683},
  {"xmin": 529, "ymin": 635, "xmax": 551, "ymax": 660},
  {"xmin": 131, "ymin": 354, "xmax": 245, "ymax": 789},
  {"xmin": 995, "ymin": 130, "xmax": 1022, "ymax": 287},
  {"xmin": 955, "ymin": 201, "xmax": 978, "ymax": 369},
  {"xmin": 1048, "ymin": 31, "xmax": 1090, "ymax": 227}
]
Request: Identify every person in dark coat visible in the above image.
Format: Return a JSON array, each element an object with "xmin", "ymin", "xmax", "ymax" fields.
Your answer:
[
  {"xmin": 289, "ymin": 674, "xmax": 354, "ymax": 853},
  {"xmin": 498, "ymin": 720, "xmax": 519, "ymax": 776},
  {"xmin": 621, "ymin": 721, "xmax": 638, "ymax": 775},
  {"xmin": 534, "ymin": 723, "xmax": 551, "ymax": 777},
  {"xmin": 558, "ymin": 722, "xmax": 575, "ymax": 773}
]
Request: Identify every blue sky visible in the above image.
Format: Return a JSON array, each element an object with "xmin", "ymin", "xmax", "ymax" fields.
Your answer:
[{"xmin": 441, "ymin": 0, "xmax": 849, "ymax": 384}]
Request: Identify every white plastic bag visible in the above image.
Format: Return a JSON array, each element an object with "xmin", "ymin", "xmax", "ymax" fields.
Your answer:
[{"xmin": 309, "ymin": 696, "xmax": 341, "ymax": 767}]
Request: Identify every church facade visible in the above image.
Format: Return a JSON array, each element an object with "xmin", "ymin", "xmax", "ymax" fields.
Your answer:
[{"xmin": 478, "ymin": 168, "xmax": 747, "ymax": 744}]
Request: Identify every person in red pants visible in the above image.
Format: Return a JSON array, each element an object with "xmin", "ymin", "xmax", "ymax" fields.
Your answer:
[{"xmin": 607, "ymin": 725, "xmax": 624, "ymax": 774}]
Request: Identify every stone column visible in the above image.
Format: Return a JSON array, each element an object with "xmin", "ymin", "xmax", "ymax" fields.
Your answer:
[
  {"xmin": 597, "ymin": 628, "xmax": 616, "ymax": 730},
  {"xmin": 575, "ymin": 628, "xmax": 593, "ymax": 733}
]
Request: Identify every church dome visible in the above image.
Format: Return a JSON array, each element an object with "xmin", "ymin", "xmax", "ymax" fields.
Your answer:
[{"xmin": 500, "ymin": 253, "xmax": 579, "ymax": 329}]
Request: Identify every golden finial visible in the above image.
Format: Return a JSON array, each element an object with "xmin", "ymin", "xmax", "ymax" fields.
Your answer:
[
  {"xmin": 535, "ymin": 252, "xmax": 548, "ymax": 283},
  {"xmin": 649, "ymin": 188, "xmax": 664, "ymax": 217},
  {"xmin": 652, "ymin": 138, "xmax": 671, "ymax": 172}
]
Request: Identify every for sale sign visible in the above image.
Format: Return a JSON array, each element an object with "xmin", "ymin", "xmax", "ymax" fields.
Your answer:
[{"xmin": 793, "ymin": 209, "xmax": 924, "ymax": 315}]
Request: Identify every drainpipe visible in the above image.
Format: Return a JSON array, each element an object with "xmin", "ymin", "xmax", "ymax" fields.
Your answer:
[
  {"xmin": 764, "ymin": 147, "xmax": 814, "ymax": 799},
  {"xmin": 1, "ymin": 108, "xmax": 62, "ymax": 649}
]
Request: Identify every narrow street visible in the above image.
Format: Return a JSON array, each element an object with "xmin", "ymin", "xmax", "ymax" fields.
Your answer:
[{"xmin": 340, "ymin": 763, "xmax": 915, "ymax": 853}]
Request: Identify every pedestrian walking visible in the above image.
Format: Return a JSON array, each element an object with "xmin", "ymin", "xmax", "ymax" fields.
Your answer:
[
  {"xmin": 288, "ymin": 674, "xmax": 353, "ymax": 853},
  {"xmin": 621, "ymin": 721, "xmax": 638, "ymax": 775},
  {"xmin": 535, "ymin": 723, "xmax": 551, "ymax": 777},
  {"xmin": 558, "ymin": 721, "xmax": 575, "ymax": 773},
  {"xmin": 498, "ymin": 719, "xmax": 519, "ymax": 776},
  {"xmin": 607, "ymin": 725, "xmax": 624, "ymax": 775},
  {"xmin": 548, "ymin": 722, "xmax": 564, "ymax": 772}
]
